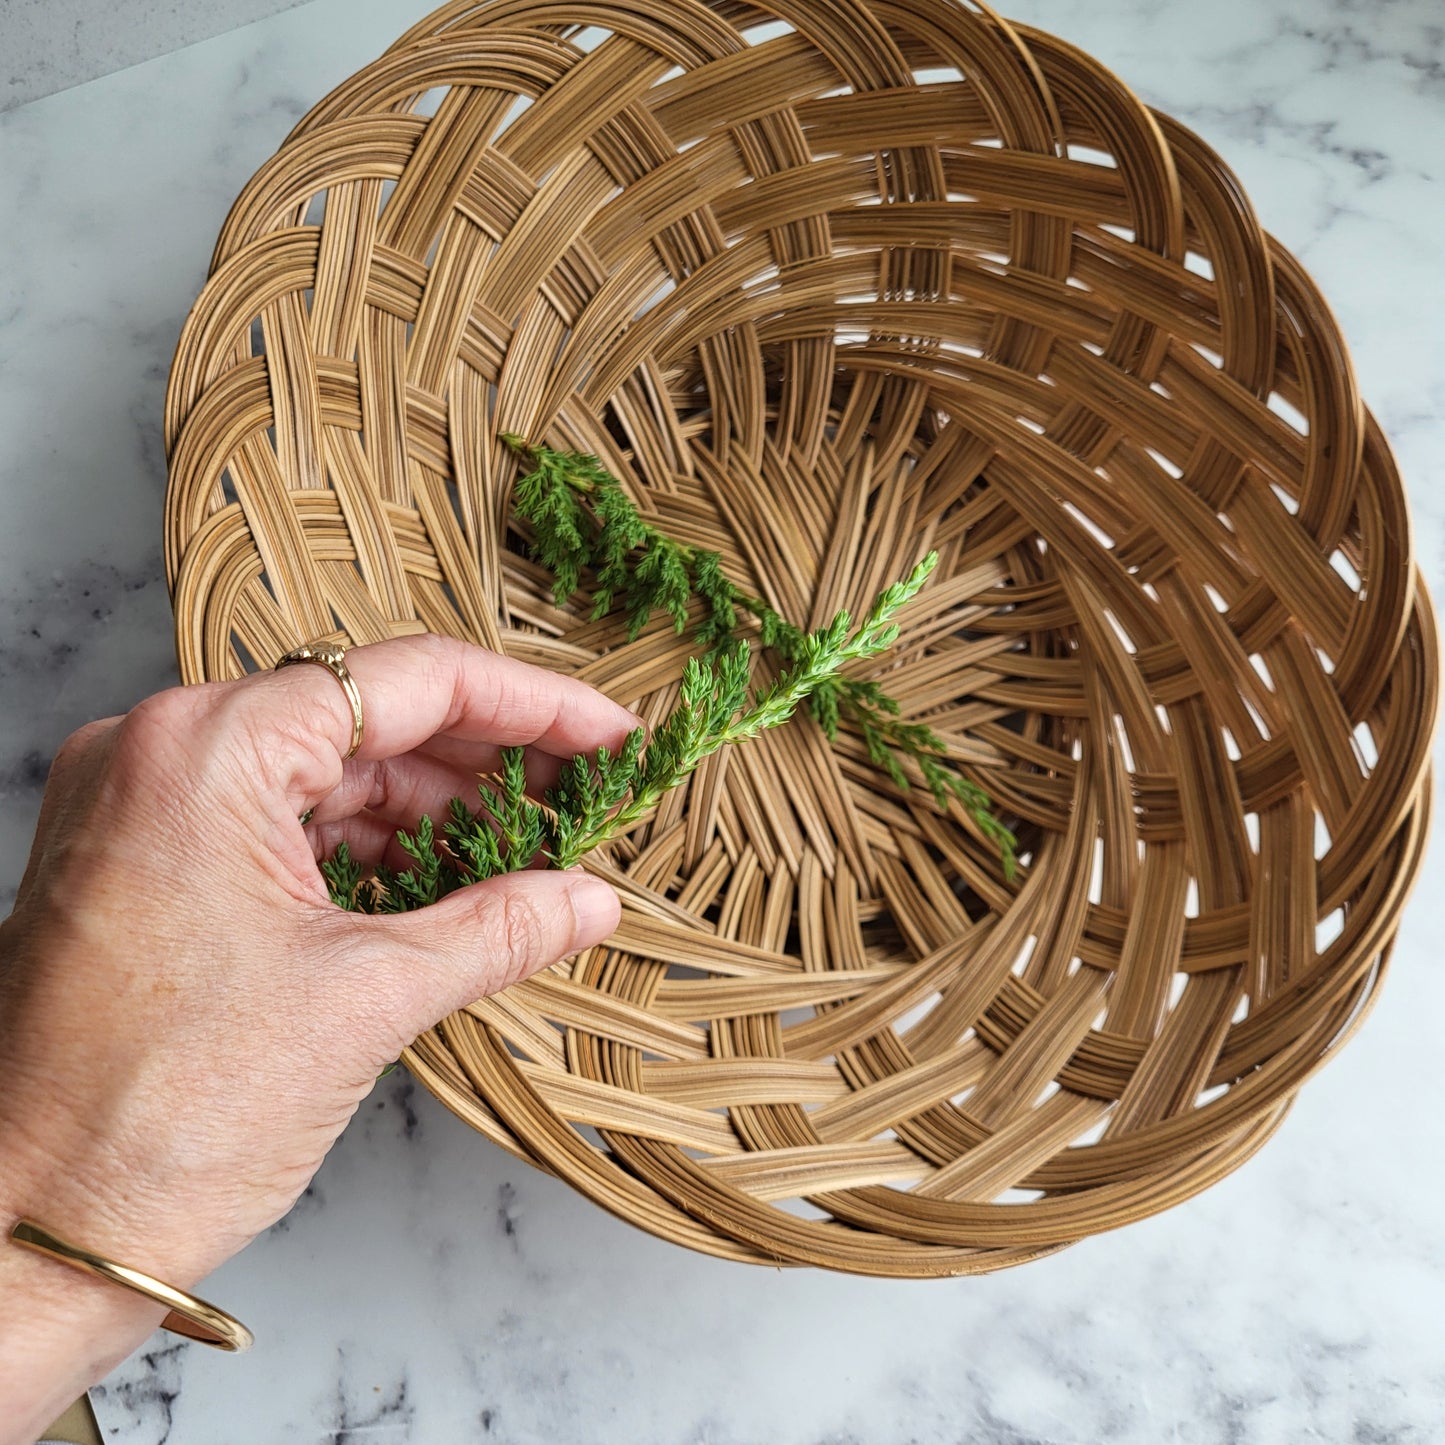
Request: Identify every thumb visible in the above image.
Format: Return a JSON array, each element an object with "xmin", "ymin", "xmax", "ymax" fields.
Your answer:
[{"xmin": 370, "ymin": 869, "xmax": 620, "ymax": 1040}]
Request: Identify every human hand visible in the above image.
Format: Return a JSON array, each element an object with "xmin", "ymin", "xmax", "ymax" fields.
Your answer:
[{"xmin": 0, "ymin": 635, "xmax": 636, "ymax": 1438}]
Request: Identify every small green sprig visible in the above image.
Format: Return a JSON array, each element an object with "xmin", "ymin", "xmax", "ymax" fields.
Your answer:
[
  {"xmin": 504, "ymin": 436, "xmax": 1015, "ymax": 874},
  {"xmin": 505, "ymin": 435, "xmax": 737, "ymax": 647},
  {"xmin": 324, "ymin": 559, "xmax": 938, "ymax": 912},
  {"xmin": 744, "ymin": 604, "xmax": 1017, "ymax": 874}
]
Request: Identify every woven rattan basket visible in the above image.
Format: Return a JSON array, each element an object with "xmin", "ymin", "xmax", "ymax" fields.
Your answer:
[{"xmin": 164, "ymin": 0, "xmax": 1437, "ymax": 1276}]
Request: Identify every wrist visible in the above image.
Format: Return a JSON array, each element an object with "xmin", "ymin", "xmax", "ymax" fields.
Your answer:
[
  {"xmin": 1, "ymin": 1083, "xmax": 193, "ymax": 1256},
  {"xmin": 0, "ymin": 1213, "xmax": 163, "ymax": 1445},
  {"xmin": 0, "ymin": 1101, "xmax": 194, "ymax": 1443},
  {"xmin": 0, "ymin": 914, "xmax": 225, "ymax": 1294}
]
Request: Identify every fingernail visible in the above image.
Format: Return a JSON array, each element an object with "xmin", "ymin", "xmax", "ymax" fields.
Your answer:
[{"xmin": 567, "ymin": 872, "xmax": 620, "ymax": 942}]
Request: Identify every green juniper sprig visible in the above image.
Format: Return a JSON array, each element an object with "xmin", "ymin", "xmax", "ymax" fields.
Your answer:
[
  {"xmin": 503, "ymin": 435, "xmax": 1016, "ymax": 876},
  {"xmin": 746, "ymin": 602, "xmax": 1017, "ymax": 873},
  {"xmin": 323, "ymin": 558, "xmax": 938, "ymax": 913},
  {"xmin": 505, "ymin": 435, "xmax": 738, "ymax": 649}
]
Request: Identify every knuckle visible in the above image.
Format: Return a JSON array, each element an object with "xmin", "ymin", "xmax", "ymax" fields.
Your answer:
[
  {"xmin": 126, "ymin": 687, "xmax": 185, "ymax": 730},
  {"xmin": 406, "ymin": 630, "xmax": 461, "ymax": 685},
  {"xmin": 479, "ymin": 887, "xmax": 551, "ymax": 987},
  {"xmin": 225, "ymin": 675, "xmax": 343, "ymax": 792},
  {"xmin": 52, "ymin": 718, "xmax": 114, "ymax": 771},
  {"xmin": 118, "ymin": 683, "xmax": 249, "ymax": 782},
  {"xmin": 112, "ymin": 689, "xmax": 195, "ymax": 769},
  {"xmin": 410, "ymin": 630, "xmax": 456, "ymax": 663},
  {"xmin": 500, "ymin": 891, "xmax": 548, "ymax": 971},
  {"xmin": 415, "ymin": 632, "xmax": 471, "ymax": 726},
  {"xmin": 403, "ymin": 632, "xmax": 506, "ymax": 733}
]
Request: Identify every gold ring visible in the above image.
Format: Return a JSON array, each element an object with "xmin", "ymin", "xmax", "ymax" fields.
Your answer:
[
  {"xmin": 275, "ymin": 639, "xmax": 364, "ymax": 760},
  {"xmin": 10, "ymin": 1219, "xmax": 254, "ymax": 1352}
]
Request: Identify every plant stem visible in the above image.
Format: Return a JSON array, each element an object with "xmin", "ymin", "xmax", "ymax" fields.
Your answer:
[{"xmin": 501, "ymin": 437, "xmax": 1018, "ymax": 875}]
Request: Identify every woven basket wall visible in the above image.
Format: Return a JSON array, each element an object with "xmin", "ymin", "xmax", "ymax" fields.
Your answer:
[{"xmin": 164, "ymin": 0, "xmax": 1437, "ymax": 1276}]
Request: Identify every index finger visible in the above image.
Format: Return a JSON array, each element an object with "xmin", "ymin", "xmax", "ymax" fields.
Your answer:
[{"xmin": 232, "ymin": 633, "xmax": 641, "ymax": 804}]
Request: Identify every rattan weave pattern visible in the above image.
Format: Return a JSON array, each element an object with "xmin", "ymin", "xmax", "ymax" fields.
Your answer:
[{"xmin": 163, "ymin": 0, "xmax": 1437, "ymax": 1275}]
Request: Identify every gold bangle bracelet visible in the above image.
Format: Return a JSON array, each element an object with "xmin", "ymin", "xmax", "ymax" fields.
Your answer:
[{"xmin": 9, "ymin": 1219, "xmax": 253, "ymax": 1353}]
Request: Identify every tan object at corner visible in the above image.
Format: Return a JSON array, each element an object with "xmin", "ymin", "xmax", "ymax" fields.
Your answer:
[{"xmin": 41, "ymin": 1395, "xmax": 102, "ymax": 1445}]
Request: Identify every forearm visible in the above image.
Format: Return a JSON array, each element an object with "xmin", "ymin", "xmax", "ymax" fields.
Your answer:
[{"xmin": 0, "ymin": 1202, "xmax": 162, "ymax": 1445}]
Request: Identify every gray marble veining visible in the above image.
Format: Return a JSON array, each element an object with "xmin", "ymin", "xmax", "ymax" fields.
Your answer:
[{"xmin": 2, "ymin": 0, "xmax": 1443, "ymax": 1440}]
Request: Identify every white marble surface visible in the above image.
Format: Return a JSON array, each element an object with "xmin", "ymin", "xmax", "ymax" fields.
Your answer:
[
  {"xmin": 1, "ymin": 0, "xmax": 1443, "ymax": 1440},
  {"xmin": 1, "ymin": 0, "xmax": 314, "ymax": 111}
]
